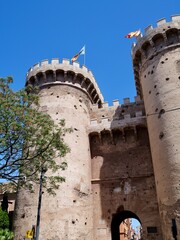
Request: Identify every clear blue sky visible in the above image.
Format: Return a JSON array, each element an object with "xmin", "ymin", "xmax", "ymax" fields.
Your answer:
[{"xmin": 0, "ymin": 0, "xmax": 179, "ymax": 104}]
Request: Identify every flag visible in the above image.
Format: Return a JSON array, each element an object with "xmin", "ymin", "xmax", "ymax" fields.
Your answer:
[
  {"xmin": 125, "ymin": 30, "xmax": 141, "ymax": 38},
  {"xmin": 71, "ymin": 46, "xmax": 85, "ymax": 62}
]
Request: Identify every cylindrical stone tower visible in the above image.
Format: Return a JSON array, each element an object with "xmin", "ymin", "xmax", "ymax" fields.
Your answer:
[
  {"xmin": 132, "ymin": 15, "xmax": 180, "ymax": 239},
  {"xmin": 13, "ymin": 59, "xmax": 104, "ymax": 240}
]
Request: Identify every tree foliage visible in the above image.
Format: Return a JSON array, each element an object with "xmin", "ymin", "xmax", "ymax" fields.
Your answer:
[
  {"xmin": 0, "ymin": 229, "xmax": 14, "ymax": 240},
  {"xmin": 0, "ymin": 208, "xmax": 9, "ymax": 230},
  {"xmin": 0, "ymin": 77, "xmax": 71, "ymax": 194}
]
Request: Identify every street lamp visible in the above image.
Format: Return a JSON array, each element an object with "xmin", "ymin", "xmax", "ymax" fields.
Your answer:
[{"xmin": 35, "ymin": 167, "xmax": 47, "ymax": 240}]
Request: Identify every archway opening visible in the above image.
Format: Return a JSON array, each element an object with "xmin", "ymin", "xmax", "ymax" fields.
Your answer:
[{"xmin": 111, "ymin": 209, "xmax": 142, "ymax": 240}]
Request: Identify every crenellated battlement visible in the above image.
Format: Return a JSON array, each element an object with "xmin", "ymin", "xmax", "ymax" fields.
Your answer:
[
  {"xmin": 89, "ymin": 96, "xmax": 146, "ymax": 132},
  {"xmin": 26, "ymin": 58, "xmax": 104, "ymax": 105},
  {"xmin": 131, "ymin": 15, "xmax": 180, "ymax": 97},
  {"xmin": 26, "ymin": 58, "xmax": 94, "ymax": 77},
  {"xmin": 91, "ymin": 96, "xmax": 142, "ymax": 110},
  {"xmin": 132, "ymin": 15, "xmax": 180, "ymax": 49}
]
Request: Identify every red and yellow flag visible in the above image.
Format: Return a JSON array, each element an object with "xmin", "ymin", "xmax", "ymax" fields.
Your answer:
[
  {"xmin": 71, "ymin": 46, "xmax": 85, "ymax": 62},
  {"xmin": 71, "ymin": 53, "xmax": 79, "ymax": 62},
  {"xmin": 125, "ymin": 30, "xmax": 140, "ymax": 38}
]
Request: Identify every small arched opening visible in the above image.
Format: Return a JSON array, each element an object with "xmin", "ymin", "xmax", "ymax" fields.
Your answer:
[{"xmin": 111, "ymin": 207, "xmax": 141, "ymax": 240}]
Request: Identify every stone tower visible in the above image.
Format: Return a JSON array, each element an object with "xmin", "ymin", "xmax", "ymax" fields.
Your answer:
[
  {"xmin": 132, "ymin": 15, "xmax": 180, "ymax": 239},
  {"xmin": 13, "ymin": 59, "xmax": 104, "ymax": 240}
]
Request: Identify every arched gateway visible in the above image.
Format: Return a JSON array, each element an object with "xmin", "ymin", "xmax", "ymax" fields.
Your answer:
[{"xmin": 111, "ymin": 209, "xmax": 141, "ymax": 240}]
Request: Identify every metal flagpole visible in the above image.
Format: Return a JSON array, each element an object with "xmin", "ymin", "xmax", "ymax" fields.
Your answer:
[{"xmin": 84, "ymin": 45, "xmax": 86, "ymax": 66}]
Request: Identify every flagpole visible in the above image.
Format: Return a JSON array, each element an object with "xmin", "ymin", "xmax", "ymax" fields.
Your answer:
[{"xmin": 84, "ymin": 45, "xmax": 86, "ymax": 66}]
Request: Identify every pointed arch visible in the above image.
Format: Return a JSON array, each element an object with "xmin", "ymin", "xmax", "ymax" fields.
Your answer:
[{"xmin": 111, "ymin": 209, "xmax": 141, "ymax": 240}]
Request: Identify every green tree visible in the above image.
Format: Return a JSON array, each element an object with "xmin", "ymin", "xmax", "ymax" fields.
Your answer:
[
  {"xmin": 0, "ymin": 229, "xmax": 14, "ymax": 240},
  {"xmin": 0, "ymin": 77, "xmax": 71, "ymax": 194},
  {"xmin": 0, "ymin": 208, "xmax": 9, "ymax": 230}
]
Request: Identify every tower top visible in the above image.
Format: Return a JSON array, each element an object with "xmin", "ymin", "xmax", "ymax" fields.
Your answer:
[
  {"xmin": 131, "ymin": 15, "xmax": 180, "ymax": 97},
  {"xmin": 26, "ymin": 58, "xmax": 104, "ymax": 105}
]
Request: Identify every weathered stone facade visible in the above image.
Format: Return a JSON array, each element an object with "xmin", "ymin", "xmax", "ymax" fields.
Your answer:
[{"xmin": 13, "ymin": 16, "xmax": 180, "ymax": 240}]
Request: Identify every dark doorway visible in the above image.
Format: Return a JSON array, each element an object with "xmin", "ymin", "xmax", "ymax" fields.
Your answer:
[{"xmin": 111, "ymin": 209, "xmax": 141, "ymax": 240}]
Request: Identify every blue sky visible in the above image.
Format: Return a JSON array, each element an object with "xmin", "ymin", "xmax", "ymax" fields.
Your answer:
[
  {"xmin": 0, "ymin": 0, "xmax": 179, "ymax": 105},
  {"xmin": 132, "ymin": 218, "xmax": 141, "ymax": 233}
]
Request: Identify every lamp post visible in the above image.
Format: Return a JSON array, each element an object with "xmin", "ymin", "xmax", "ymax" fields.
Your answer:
[{"xmin": 35, "ymin": 167, "xmax": 47, "ymax": 240}]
